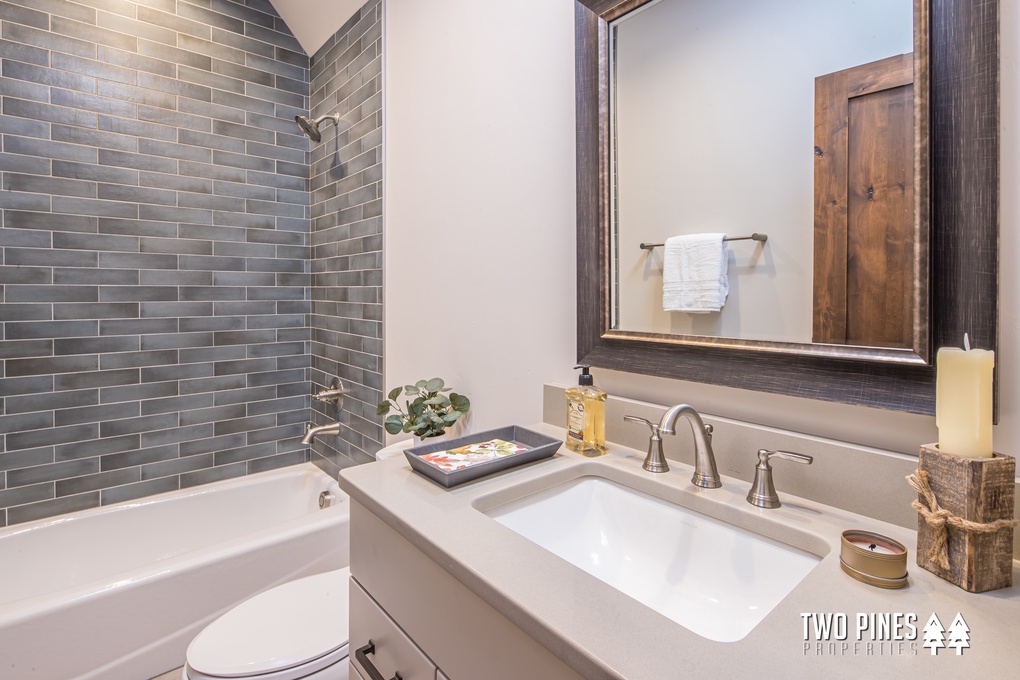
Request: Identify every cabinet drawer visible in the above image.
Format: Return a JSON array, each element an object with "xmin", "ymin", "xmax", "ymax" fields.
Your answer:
[
  {"xmin": 351, "ymin": 501, "xmax": 584, "ymax": 680},
  {"xmin": 350, "ymin": 577, "xmax": 437, "ymax": 680}
]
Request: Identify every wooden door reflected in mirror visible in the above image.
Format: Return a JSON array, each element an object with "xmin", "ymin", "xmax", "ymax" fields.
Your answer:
[{"xmin": 813, "ymin": 54, "xmax": 917, "ymax": 349}]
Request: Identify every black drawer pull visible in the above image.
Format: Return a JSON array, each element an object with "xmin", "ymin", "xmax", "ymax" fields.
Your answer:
[{"xmin": 355, "ymin": 640, "xmax": 403, "ymax": 680}]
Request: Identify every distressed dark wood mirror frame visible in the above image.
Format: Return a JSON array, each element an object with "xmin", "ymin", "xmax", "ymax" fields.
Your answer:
[{"xmin": 576, "ymin": 0, "xmax": 998, "ymax": 415}]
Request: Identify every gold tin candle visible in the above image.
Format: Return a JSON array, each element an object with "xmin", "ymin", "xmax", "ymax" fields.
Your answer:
[{"xmin": 840, "ymin": 530, "xmax": 908, "ymax": 589}]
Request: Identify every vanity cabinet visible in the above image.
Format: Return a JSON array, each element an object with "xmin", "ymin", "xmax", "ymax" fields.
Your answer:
[
  {"xmin": 349, "ymin": 500, "xmax": 584, "ymax": 680},
  {"xmin": 350, "ymin": 577, "xmax": 437, "ymax": 679}
]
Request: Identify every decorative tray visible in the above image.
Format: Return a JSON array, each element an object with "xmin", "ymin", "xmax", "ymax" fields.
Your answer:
[{"xmin": 403, "ymin": 425, "xmax": 562, "ymax": 488}]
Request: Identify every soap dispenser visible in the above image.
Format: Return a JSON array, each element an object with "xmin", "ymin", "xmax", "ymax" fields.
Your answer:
[{"xmin": 566, "ymin": 365, "xmax": 607, "ymax": 456}]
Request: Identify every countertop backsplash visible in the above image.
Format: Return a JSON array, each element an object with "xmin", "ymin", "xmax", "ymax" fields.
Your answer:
[{"xmin": 542, "ymin": 383, "xmax": 1020, "ymax": 560}]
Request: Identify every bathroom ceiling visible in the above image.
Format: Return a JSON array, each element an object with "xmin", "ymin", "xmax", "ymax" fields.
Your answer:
[{"xmin": 270, "ymin": 0, "xmax": 365, "ymax": 56}]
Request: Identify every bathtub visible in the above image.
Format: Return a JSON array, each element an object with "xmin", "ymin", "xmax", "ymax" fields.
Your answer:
[{"xmin": 0, "ymin": 462, "xmax": 349, "ymax": 680}]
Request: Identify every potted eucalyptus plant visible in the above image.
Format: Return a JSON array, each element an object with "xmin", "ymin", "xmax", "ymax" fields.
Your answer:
[{"xmin": 376, "ymin": 378, "xmax": 470, "ymax": 441}]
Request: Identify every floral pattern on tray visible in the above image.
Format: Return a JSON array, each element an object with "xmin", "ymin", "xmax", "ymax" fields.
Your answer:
[{"xmin": 419, "ymin": 438, "xmax": 529, "ymax": 473}]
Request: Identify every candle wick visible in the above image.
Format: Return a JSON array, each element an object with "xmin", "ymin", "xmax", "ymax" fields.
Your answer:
[
  {"xmin": 964, "ymin": 333, "xmax": 971, "ymax": 351},
  {"xmin": 869, "ymin": 544, "xmax": 877, "ymax": 551}
]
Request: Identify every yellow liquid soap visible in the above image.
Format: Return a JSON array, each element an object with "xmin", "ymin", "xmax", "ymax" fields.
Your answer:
[{"xmin": 566, "ymin": 366, "xmax": 607, "ymax": 456}]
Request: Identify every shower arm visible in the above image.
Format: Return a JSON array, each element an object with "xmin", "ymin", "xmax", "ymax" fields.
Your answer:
[{"xmin": 311, "ymin": 113, "xmax": 340, "ymax": 129}]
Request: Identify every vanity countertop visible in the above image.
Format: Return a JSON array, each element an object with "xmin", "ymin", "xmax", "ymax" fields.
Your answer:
[{"xmin": 339, "ymin": 424, "xmax": 1020, "ymax": 679}]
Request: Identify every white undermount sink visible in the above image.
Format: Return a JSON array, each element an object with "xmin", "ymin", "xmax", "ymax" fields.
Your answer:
[{"xmin": 484, "ymin": 476, "xmax": 820, "ymax": 642}]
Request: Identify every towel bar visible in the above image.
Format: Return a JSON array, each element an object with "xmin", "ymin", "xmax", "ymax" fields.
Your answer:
[{"xmin": 639, "ymin": 233, "xmax": 768, "ymax": 250}]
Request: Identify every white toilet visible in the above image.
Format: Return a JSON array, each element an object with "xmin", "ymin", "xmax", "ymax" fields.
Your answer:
[
  {"xmin": 183, "ymin": 446, "xmax": 410, "ymax": 680},
  {"xmin": 182, "ymin": 567, "xmax": 351, "ymax": 680},
  {"xmin": 182, "ymin": 446, "xmax": 408, "ymax": 680}
]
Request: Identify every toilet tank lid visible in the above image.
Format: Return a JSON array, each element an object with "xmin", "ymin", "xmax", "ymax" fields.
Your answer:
[
  {"xmin": 375, "ymin": 439, "xmax": 412, "ymax": 460},
  {"xmin": 187, "ymin": 568, "xmax": 351, "ymax": 677}
]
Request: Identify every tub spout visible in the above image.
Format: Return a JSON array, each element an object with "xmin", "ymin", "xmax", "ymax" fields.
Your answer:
[{"xmin": 301, "ymin": 421, "xmax": 341, "ymax": 445}]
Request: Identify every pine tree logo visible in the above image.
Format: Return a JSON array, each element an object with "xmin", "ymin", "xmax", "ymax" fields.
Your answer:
[
  {"xmin": 922, "ymin": 612, "xmax": 945, "ymax": 655},
  {"xmin": 947, "ymin": 613, "xmax": 970, "ymax": 655}
]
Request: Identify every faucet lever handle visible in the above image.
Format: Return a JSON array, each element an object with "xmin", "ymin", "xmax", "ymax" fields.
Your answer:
[
  {"xmin": 759, "ymin": 449, "xmax": 812, "ymax": 466},
  {"xmin": 624, "ymin": 415, "xmax": 657, "ymax": 432},
  {"xmin": 314, "ymin": 378, "xmax": 348, "ymax": 403},
  {"xmin": 313, "ymin": 388, "xmax": 348, "ymax": 403}
]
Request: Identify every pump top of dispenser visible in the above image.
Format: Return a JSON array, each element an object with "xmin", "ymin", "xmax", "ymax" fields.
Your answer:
[{"xmin": 574, "ymin": 365, "xmax": 594, "ymax": 386}]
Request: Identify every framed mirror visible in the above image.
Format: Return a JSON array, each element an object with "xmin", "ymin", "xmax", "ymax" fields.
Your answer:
[{"xmin": 575, "ymin": 0, "xmax": 999, "ymax": 415}]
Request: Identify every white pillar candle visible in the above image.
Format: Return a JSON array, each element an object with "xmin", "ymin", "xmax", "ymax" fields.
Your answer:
[{"xmin": 936, "ymin": 335, "xmax": 994, "ymax": 458}]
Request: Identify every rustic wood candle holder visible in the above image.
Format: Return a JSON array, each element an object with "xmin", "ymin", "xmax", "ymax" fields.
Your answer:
[{"xmin": 914, "ymin": 444, "xmax": 1016, "ymax": 593}]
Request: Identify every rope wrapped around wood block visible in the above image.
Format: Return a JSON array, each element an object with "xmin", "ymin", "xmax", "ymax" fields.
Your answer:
[{"xmin": 906, "ymin": 469, "xmax": 1019, "ymax": 571}]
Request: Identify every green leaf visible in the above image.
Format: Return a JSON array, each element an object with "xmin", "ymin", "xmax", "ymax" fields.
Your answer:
[
  {"xmin": 412, "ymin": 424, "xmax": 432, "ymax": 437},
  {"xmin": 382, "ymin": 380, "xmax": 463, "ymax": 435},
  {"xmin": 450, "ymin": 393, "xmax": 470, "ymax": 413},
  {"xmin": 384, "ymin": 414, "xmax": 404, "ymax": 435}
]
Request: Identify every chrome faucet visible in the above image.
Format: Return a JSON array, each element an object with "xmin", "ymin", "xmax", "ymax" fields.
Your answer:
[
  {"xmin": 623, "ymin": 415, "xmax": 670, "ymax": 473},
  {"xmin": 301, "ymin": 378, "xmax": 349, "ymax": 445},
  {"xmin": 624, "ymin": 404, "xmax": 721, "ymax": 488},
  {"xmin": 313, "ymin": 378, "xmax": 348, "ymax": 409},
  {"xmin": 300, "ymin": 421, "xmax": 341, "ymax": 445},
  {"xmin": 745, "ymin": 449, "xmax": 812, "ymax": 508}
]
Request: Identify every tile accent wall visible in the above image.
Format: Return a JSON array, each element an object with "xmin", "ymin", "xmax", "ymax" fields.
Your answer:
[
  {"xmin": 306, "ymin": 0, "xmax": 383, "ymax": 478},
  {"xmin": 0, "ymin": 0, "xmax": 314, "ymax": 527}
]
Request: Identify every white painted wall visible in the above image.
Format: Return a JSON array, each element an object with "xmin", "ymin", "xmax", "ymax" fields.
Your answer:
[
  {"xmin": 383, "ymin": 0, "xmax": 577, "ymax": 439},
  {"xmin": 270, "ymin": 0, "xmax": 366, "ymax": 55},
  {"xmin": 614, "ymin": 0, "xmax": 912, "ymax": 341},
  {"xmin": 383, "ymin": 0, "xmax": 1019, "ymax": 460}
]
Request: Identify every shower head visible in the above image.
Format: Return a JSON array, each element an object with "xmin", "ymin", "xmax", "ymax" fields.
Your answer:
[{"xmin": 294, "ymin": 113, "xmax": 341, "ymax": 143}]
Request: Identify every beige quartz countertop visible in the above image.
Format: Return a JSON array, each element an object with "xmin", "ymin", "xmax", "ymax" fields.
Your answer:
[{"xmin": 339, "ymin": 424, "xmax": 1020, "ymax": 679}]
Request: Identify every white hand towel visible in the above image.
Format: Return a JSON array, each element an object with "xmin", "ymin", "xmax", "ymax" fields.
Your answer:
[{"xmin": 662, "ymin": 233, "xmax": 729, "ymax": 313}]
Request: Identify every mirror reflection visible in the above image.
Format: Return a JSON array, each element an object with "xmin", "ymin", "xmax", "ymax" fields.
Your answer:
[{"xmin": 610, "ymin": 0, "xmax": 918, "ymax": 348}]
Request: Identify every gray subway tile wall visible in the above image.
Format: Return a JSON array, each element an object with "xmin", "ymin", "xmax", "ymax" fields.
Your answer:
[
  {"xmin": 307, "ymin": 0, "xmax": 383, "ymax": 477},
  {"xmin": 0, "ymin": 0, "xmax": 385, "ymax": 526}
]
